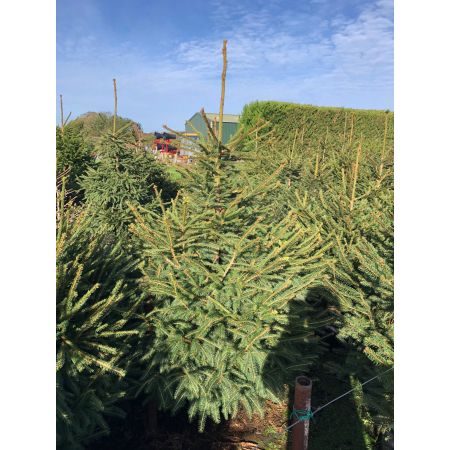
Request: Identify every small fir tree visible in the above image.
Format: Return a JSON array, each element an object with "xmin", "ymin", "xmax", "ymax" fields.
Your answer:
[
  {"xmin": 290, "ymin": 134, "xmax": 394, "ymax": 440},
  {"xmin": 80, "ymin": 131, "xmax": 176, "ymax": 234},
  {"xmin": 241, "ymin": 107, "xmax": 394, "ymax": 441},
  {"xmin": 56, "ymin": 126, "xmax": 93, "ymax": 198},
  {"xmin": 56, "ymin": 180, "xmax": 142, "ymax": 448}
]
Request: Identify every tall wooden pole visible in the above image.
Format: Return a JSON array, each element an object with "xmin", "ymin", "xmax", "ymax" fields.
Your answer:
[
  {"xmin": 292, "ymin": 376, "xmax": 312, "ymax": 450},
  {"xmin": 218, "ymin": 40, "xmax": 228, "ymax": 143},
  {"xmin": 60, "ymin": 94, "xmax": 64, "ymax": 135},
  {"xmin": 113, "ymin": 78, "xmax": 117, "ymax": 135}
]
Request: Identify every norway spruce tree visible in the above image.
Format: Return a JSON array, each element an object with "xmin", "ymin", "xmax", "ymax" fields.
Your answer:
[
  {"xmin": 120, "ymin": 41, "xmax": 327, "ymax": 432},
  {"xmin": 291, "ymin": 131, "xmax": 394, "ymax": 441},
  {"xmin": 240, "ymin": 102, "xmax": 394, "ymax": 442},
  {"xmin": 56, "ymin": 126, "xmax": 93, "ymax": 198},
  {"xmin": 56, "ymin": 180, "xmax": 143, "ymax": 448},
  {"xmin": 80, "ymin": 131, "xmax": 176, "ymax": 234},
  {"xmin": 79, "ymin": 79, "xmax": 177, "ymax": 235},
  {"xmin": 127, "ymin": 42, "xmax": 332, "ymax": 430},
  {"xmin": 129, "ymin": 105, "xmax": 332, "ymax": 431}
]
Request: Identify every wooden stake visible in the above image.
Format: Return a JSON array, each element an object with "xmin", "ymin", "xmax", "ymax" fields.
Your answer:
[
  {"xmin": 218, "ymin": 40, "xmax": 228, "ymax": 143},
  {"xmin": 113, "ymin": 78, "xmax": 118, "ymax": 135},
  {"xmin": 292, "ymin": 376, "xmax": 312, "ymax": 450},
  {"xmin": 60, "ymin": 94, "xmax": 64, "ymax": 135}
]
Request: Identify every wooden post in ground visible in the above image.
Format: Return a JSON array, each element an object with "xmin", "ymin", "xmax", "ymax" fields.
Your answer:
[{"xmin": 292, "ymin": 376, "xmax": 312, "ymax": 450}]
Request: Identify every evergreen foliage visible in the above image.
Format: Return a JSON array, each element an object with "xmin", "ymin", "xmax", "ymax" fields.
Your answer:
[
  {"xmin": 313, "ymin": 174, "xmax": 394, "ymax": 440},
  {"xmin": 56, "ymin": 93, "xmax": 394, "ymax": 445},
  {"xmin": 240, "ymin": 101, "xmax": 394, "ymax": 440},
  {"xmin": 56, "ymin": 126, "xmax": 93, "ymax": 198},
  {"xmin": 240, "ymin": 101, "xmax": 393, "ymax": 152},
  {"xmin": 56, "ymin": 180, "xmax": 142, "ymax": 448},
  {"xmin": 130, "ymin": 117, "xmax": 331, "ymax": 431},
  {"xmin": 66, "ymin": 112, "xmax": 139, "ymax": 150},
  {"xmin": 80, "ymin": 131, "xmax": 177, "ymax": 233}
]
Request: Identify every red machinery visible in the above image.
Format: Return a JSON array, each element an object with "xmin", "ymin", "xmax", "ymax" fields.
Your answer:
[{"xmin": 153, "ymin": 132, "xmax": 179, "ymax": 156}]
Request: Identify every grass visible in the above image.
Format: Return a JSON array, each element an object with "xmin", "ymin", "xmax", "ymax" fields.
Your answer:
[
  {"xmin": 308, "ymin": 352, "xmax": 373, "ymax": 450},
  {"xmin": 309, "ymin": 377, "xmax": 371, "ymax": 450},
  {"xmin": 165, "ymin": 164, "xmax": 184, "ymax": 182}
]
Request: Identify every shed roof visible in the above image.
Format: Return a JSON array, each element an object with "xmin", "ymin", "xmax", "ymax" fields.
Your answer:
[
  {"xmin": 204, "ymin": 113, "xmax": 240, "ymax": 123},
  {"xmin": 187, "ymin": 112, "xmax": 240, "ymax": 124}
]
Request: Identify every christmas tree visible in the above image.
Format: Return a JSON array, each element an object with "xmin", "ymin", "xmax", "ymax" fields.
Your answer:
[
  {"xmin": 56, "ymin": 178, "xmax": 143, "ymax": 448},
  {"xmin": 129, "ymin": 42, "xmax": 331, "ymax": 430},
  {"xmin": 291, "ymin": 127, "xmax": 394, "ymax": 440},
  {"xmin": 240, "ymin": 104, "xmax": 394, "ymax": 441},
  {"xmin": 56, "ymin": 126, "xmax": 93, "ymax": 199},
  {"xmin": 80, "ymin": 130, "xmax": 176, "ymax": 234}
]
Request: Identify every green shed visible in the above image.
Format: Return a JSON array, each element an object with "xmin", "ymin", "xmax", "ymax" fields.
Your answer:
[{"xmin": 185, "ymin": 112, "xmax": 240, "ymax": 144}]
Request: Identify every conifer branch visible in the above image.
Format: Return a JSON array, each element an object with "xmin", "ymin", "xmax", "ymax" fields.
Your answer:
[
  {"xmin": 341, "ymin": 167, "xmax": 347, "ymax": 195},
  {"xmin": 200, "ymin": 108, "xmax": 220, "ymax": 144},
  {"xmin": 349, "ymin": 112, "xmax": 354, "ymax": 145},
  {"xmin": 350, "ymin": 142, "xmax": 362, "ymax": 211},
  {"xmin": 314, "ymin": 151, "xmax": 320, "ymax": 178},
  {"xmin": 377, "ymin": 112, "xmax": 389, "ymax": 186},
  {"xmin": 342, "ymin": 111, "xmax": 348, "ymax": 144}
]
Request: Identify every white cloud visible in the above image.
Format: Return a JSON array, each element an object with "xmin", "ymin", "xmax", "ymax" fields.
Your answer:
[{"xmin": 57, "ymin": 0, "xmax": 393, "ymax": 129}]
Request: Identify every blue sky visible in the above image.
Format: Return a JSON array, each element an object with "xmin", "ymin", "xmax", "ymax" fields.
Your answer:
[{"xmin": 57, "ymin": 0, "xmax": 393, "ymax": 131}]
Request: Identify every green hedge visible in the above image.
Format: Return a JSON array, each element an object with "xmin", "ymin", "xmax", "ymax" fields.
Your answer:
[{"xmin": 240, "ymin": 101, "xmax": 393, "ymax": 153}]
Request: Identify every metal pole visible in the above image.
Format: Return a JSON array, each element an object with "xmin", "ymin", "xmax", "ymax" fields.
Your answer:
[{"xmin": 292, "ymin": 376, "xmax": 312, "ymax": 450}]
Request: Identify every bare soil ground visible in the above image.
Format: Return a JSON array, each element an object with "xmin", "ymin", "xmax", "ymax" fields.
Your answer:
[{"xmin": 90, "ymin": 398, "xmax": 289, "ymax": 450}]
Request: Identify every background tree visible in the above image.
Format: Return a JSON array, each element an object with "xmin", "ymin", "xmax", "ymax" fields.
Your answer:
[
  {"xmin": 56, "ymin": 126, "xmax": 93, "ymax": 199},
  {"xmin": 66, "ymin": 112, "xmax": 140, "ymax": 151},
  {"xmin": 80, "ymin": 131, "xmax": 177, "ymax": 234}
]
